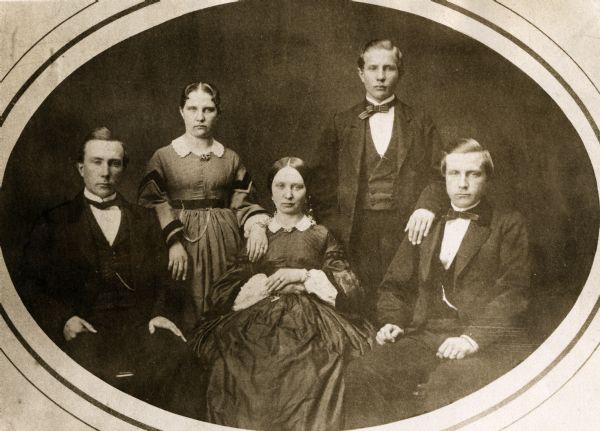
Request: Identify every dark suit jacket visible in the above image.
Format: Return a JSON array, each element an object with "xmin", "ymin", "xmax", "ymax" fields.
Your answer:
[
  {"xmin": 377, "ymin": 201, "xmax": 530, "ymax": 349},
  {"xmin": 21, "ymin": 192, "xmax": 180, "ymax": 342},
  {"xmin": 312, "ymin": 98, "xmax": 446, "ymax": 246}
]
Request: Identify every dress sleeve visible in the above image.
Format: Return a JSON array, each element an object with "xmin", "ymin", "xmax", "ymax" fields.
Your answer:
[
  {"xmin": 144, "ymin": 212, "xmax": 184, "ymax": 324},
  {"xmin": 320, "ymin": 229, "xmax": 366, "ymax": 315},
  {"xmin": 229, "ymin": 153, "xmax": 269, "ymax": 229},
  {"xmin": 206, "ymin": 253, "xmax": 255, "ymax": 316},
  {"xmin": 138, "ymin": 150, "xmax": 183, "ymax": 246}
]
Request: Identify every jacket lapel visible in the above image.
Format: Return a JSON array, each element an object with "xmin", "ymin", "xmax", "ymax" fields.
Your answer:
[
  {"xmin": 419, "ymin": 221, "xmax": 443, "ymax": 282},
  {"xmin": 453, "ymin": 201, "xmax": 493, "ymax": 281},
  {"xmin": 411, "ymin": 221, "xmax": 443, "ymax": 327},
  {"xmin": 121, "ymin": 197, "xmax": 144, "ymax": 290},
  {"xmin": 344, "ymin": 110, "xmax": 366, "ymax": 174},
  {"xmin": 68, "ymin": 193, "xmax": 97, "ymax": 267},
  {"xmin": 453, "ymin": 222, "xmax": 491, "ymax": 282},
  {"xmin": 394, "ymin": 102, "xmax": 414, "ymax": 173}
]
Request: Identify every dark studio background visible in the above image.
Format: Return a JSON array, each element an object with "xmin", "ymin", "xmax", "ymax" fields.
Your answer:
[{"xmin": 1, "ymin": 0, "xmax": 598, "ymax": 344}]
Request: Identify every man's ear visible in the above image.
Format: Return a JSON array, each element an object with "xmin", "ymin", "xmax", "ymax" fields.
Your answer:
[
  {"xmin": 357, "ymin": 67, "xmax": 365, "ymax": 84},
  {"xmin": 76, "ymin": 162, "xmax": 84, "ymax": 178}
]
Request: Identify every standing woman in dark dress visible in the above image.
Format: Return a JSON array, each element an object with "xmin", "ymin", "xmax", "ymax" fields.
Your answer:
[
  {"xmin": 138, "ymin": 82, "xmax": 269, "ymax": 329},
  {"xmin": 189, "ymin": 157, "xmax": 374, "ymax": 431}
]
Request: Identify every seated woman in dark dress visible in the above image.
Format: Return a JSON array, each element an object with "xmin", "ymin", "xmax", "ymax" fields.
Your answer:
[{"xmin": 188, "ymin": 157, "xmax": 374, "ymax": 431}]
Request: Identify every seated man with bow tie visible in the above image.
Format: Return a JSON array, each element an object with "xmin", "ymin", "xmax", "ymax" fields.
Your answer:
[
  {"xmin": 311, "ymin": 39, "xmax": 446, "ymax": 319},
  {"xmin": 344, "ymin": 138, "xmax": 531, "ymax": 426},
  {"xmin": 22, "ymin": 127, "xmax": 186, "ymax": 406}
]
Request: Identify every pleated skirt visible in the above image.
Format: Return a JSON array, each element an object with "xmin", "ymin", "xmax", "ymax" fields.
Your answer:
[{"xmin": 178, "ymin": 207, "xmax": 242, "ymax": 324}]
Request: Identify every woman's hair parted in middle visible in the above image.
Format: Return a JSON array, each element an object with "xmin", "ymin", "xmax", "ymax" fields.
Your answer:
[
  {"xmin": 267, "ymin": 157, "xmax": 311, "ymax": 191},
  {"xmin": 179, "ymin": 82, "xmax": 221, "ymax": 113}
]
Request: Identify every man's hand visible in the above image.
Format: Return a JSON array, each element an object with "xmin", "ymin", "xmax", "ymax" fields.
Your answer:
[
  {"xmin": 405, "ymin": 209, "xmax": 435, "ymax": 245},
  {"xmin": 63, "ymin": 316, "xmax": 97, "ymax": 341},
  {"xmin": 148, "ymin": 316, "xmax": 187, "ymax": 342},
  {"xmin": 376, "ymin": 324, "xmax": 404, "ymax": 345},
  {"xmin": 436, "ymin": 337, "xmax": 477, "ymax": 360},
  {"xmin": 265, "ymin": 268, "xmax": 306, "ymax": 292},
  {"xmin": 168, "ymin": 241, "xmax": 188, "ymax": 281},
  {"xmin": 247, "ymin": 223, "xmax": 268, "ymax": 263}
]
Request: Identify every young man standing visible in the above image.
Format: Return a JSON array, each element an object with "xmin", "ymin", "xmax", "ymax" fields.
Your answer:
[{"xmin": 312, "ymin": 39, "xmax": 446, "ymax": 318}]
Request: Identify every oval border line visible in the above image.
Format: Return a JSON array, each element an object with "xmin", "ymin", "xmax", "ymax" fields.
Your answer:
[{"xmin": 1, "ymin": 1, "xmax": 600, "ymax": 430}]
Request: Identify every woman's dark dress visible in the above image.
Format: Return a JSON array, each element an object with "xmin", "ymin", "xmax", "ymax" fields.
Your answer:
[{"xmin": 190, "ymin": 222, "xmax": 373, "ymax": 431}]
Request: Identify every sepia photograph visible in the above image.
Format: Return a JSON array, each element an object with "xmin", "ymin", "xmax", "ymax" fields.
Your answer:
[{"xmin": 1, "ymin": 1, "xmax": 600, "ymax": 430}]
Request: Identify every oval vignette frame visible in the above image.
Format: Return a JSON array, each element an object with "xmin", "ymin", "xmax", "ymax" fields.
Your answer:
[{"xmin": 1, "ymin": 1, "xmax": 600, "ymax": 430}]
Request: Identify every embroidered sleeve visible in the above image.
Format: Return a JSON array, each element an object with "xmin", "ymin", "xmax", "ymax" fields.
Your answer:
[
  {"xmin": 304, "ymin": 270, "xmax": 338, "ymax": 306},
  {"xmin": 321, "ymin": 230, "xmax": 365, "ymax": 313},
  {"xmin": 138, "ymin": 150, "xmax": 183, "ymax": 245},
  {"xmin": 232, "ymin": 273, "xmax": 270, "ymax": 311},
  {"xmin": 228, "ymin": 152, "xmax": 268, "ymax": 228}
]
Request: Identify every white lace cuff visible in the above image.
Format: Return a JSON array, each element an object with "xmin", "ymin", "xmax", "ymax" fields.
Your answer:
[
  {"xmin": 243, "ymin": 214, "xmax": 271, "ymax": 237},
  {"xmin": 304, "ymin": 269, "xmax": 338, "ymax": 306},
  {"xmin": 232, "ymin": 273, "xmax": 269, "ymax": 311}
]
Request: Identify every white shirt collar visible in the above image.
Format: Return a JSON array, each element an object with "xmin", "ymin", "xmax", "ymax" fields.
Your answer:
[
  {"xmin": 451, "ymin": 201, "xmax": 481, "ymax": 212},
  {"xmin": 84, "ymin": 188, "xmax": 117, "ymax": 203},
  {"xmin": 268, "ymin": 215, "xmax": 314, "ymax": 233},
  {"xmin": 171, "ymin": 135, "xmax": 225, "ymax": 158},
  {"xmin": 366, "ymin": 94, "xmax": 396, "ymax": 106}
]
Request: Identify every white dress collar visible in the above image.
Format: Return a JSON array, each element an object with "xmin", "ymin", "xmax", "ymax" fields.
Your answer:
[
  {"xmin": 84, "ymin": 188, "xmax": 117, "ymax": 203},
  {"xmin": 171, "ymin": 135, "xmax": 225, "ymax": 158},
  {"xmin": 268, "ymin": 215, "xmax": 315, "ymax": 233},
  {"xmin": 366, "ymin": 94, "xmax": 396, "ymax": 106}
]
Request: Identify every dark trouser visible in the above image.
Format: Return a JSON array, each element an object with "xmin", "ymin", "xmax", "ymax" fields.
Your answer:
[
  {"xmin": 164, "ymin": 351, "xmax": 209, "ymax": 420},
  {"xmin": 63, "ymin": 312, "xmax": 187, "ymax": 409},
  {"xmin": 343, "ymin": 326, "xmax": 531, "ymax": 428},
  {"xmin": 350, "ymin": 209, "xmax": 403, "ymax": 319}
]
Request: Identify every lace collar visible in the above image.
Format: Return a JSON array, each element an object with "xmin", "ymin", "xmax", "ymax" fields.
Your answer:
[
  {"xmin": 268, "ymin": 215, "xmax": 315, "ymax": 233},
  {"xmin": 171, "ymin": 135, "xmax": 225, "ymax": 158}
]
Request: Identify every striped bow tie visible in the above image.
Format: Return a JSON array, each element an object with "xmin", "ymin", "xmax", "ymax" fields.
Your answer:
[{"xmin": 358, "ymin": 103, "xmax": 392, "ymax": 120}]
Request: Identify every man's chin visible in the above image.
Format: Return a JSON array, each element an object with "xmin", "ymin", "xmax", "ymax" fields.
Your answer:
[
  {"xmin": 369, "ymin": 91, "xmax": 392, "ymax": 101},
  {"xmin": 94, "ymin": 190, "xmax": 115, "ymax": 199},
  {"xmin": 451, "ymin": 199, "xmax": 475, "ymax": 209}
]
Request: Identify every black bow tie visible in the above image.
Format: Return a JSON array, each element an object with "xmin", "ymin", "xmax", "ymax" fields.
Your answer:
[
  {"xmin": 86, "ymin": 197, "xmax": 121, "ymax": 210},
  {"xmin": 444, "ymin": 208, "xmax": 479, "ymax": 221},
  {"xmin": 359, "ymin": 102, "xmax": 392, "ymax": 120}
]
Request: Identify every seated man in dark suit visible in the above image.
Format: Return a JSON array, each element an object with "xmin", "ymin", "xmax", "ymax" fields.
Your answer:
[
  {"xmin": 344, "ymin": 138, "xmax": 531, "ymax": 426},
  {"xmin": 22, "ymin": 126, "xmax": 187, "ymax": 406}
]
